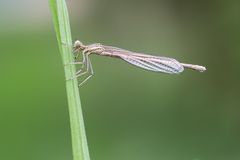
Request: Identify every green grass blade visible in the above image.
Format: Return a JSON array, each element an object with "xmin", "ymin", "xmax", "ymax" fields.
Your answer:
[{"xmin": 49, "ymin": 0, "xmax": 90, "ymax": 160}]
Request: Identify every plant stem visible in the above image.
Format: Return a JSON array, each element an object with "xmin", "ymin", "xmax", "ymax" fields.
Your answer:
[{"xmin": 49, "ymin": 0, "xmax": 90, "ymax": 160}]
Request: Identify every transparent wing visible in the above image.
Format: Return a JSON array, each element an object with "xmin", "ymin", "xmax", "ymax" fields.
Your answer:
[
  {"xmin": 103, "ymin": 45, "xmax": 184, "ymax": 74},
  {"xmin": 121, "ymin": 55, "xmax": 184, "ymax": 74}
]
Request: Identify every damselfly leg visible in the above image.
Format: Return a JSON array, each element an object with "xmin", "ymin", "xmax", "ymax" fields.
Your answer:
[
  {"xmin": 67, "ymin": 50, "xmax": 94, "ymax": 86},
  {"xmin": 78, "ymin": 56, "xmax": 94, "ymax": 86},
  {"xmin": 66, "ymin": 50, "xmax": 86, "ymax": 79},
  {"xmin": 75, "ymin": 51, "xmax": 86, "ymax": 75}
]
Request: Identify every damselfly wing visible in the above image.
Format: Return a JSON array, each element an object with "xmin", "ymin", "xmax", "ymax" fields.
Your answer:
[{"xmin": 102, "ymin": 45, "xmax": 184, "ymax": 74}]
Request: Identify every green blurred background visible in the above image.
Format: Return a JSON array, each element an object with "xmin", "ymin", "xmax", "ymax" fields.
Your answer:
[{"xmin": 0, "ymin": 0, "xmax": 240, "ymax": 160}]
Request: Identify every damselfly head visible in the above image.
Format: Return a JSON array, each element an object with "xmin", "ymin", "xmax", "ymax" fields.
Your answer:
[{"xmin": 73, "ymin": 40, "xmax": 86, "ymax": 51}]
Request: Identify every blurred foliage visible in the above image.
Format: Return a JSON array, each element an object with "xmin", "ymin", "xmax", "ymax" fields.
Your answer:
[{"xmin": 0, "ymin": 0, "xmax": 240, "ymax": 160}]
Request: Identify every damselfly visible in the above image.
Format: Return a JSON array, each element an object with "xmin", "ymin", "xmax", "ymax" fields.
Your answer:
[{"xmin": 70, "ymin": 40, "xmax": 206, "ymax": 86}]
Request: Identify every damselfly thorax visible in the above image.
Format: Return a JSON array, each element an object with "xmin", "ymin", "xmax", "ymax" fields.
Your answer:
[{"xmin": 71, "ymin": 40, "xmax": 206, "ymax": 86}]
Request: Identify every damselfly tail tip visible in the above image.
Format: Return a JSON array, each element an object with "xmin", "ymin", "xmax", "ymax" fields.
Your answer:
[
  {"xmin": 181, "ymin": 63, "xmax": 206, "ymax": 72},
  {"xmin": 198, "ymin": 66, "xmax": 206, "ymax": 72}
]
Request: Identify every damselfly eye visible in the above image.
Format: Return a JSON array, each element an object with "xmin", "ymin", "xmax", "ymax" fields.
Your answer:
[
  {"xmin": 74, "ymin": 40, "xmax": 81, "ymax": 48},
  {"xmin": 73, "ymin": 40, "xmax": 86, "ymax": 50}
]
